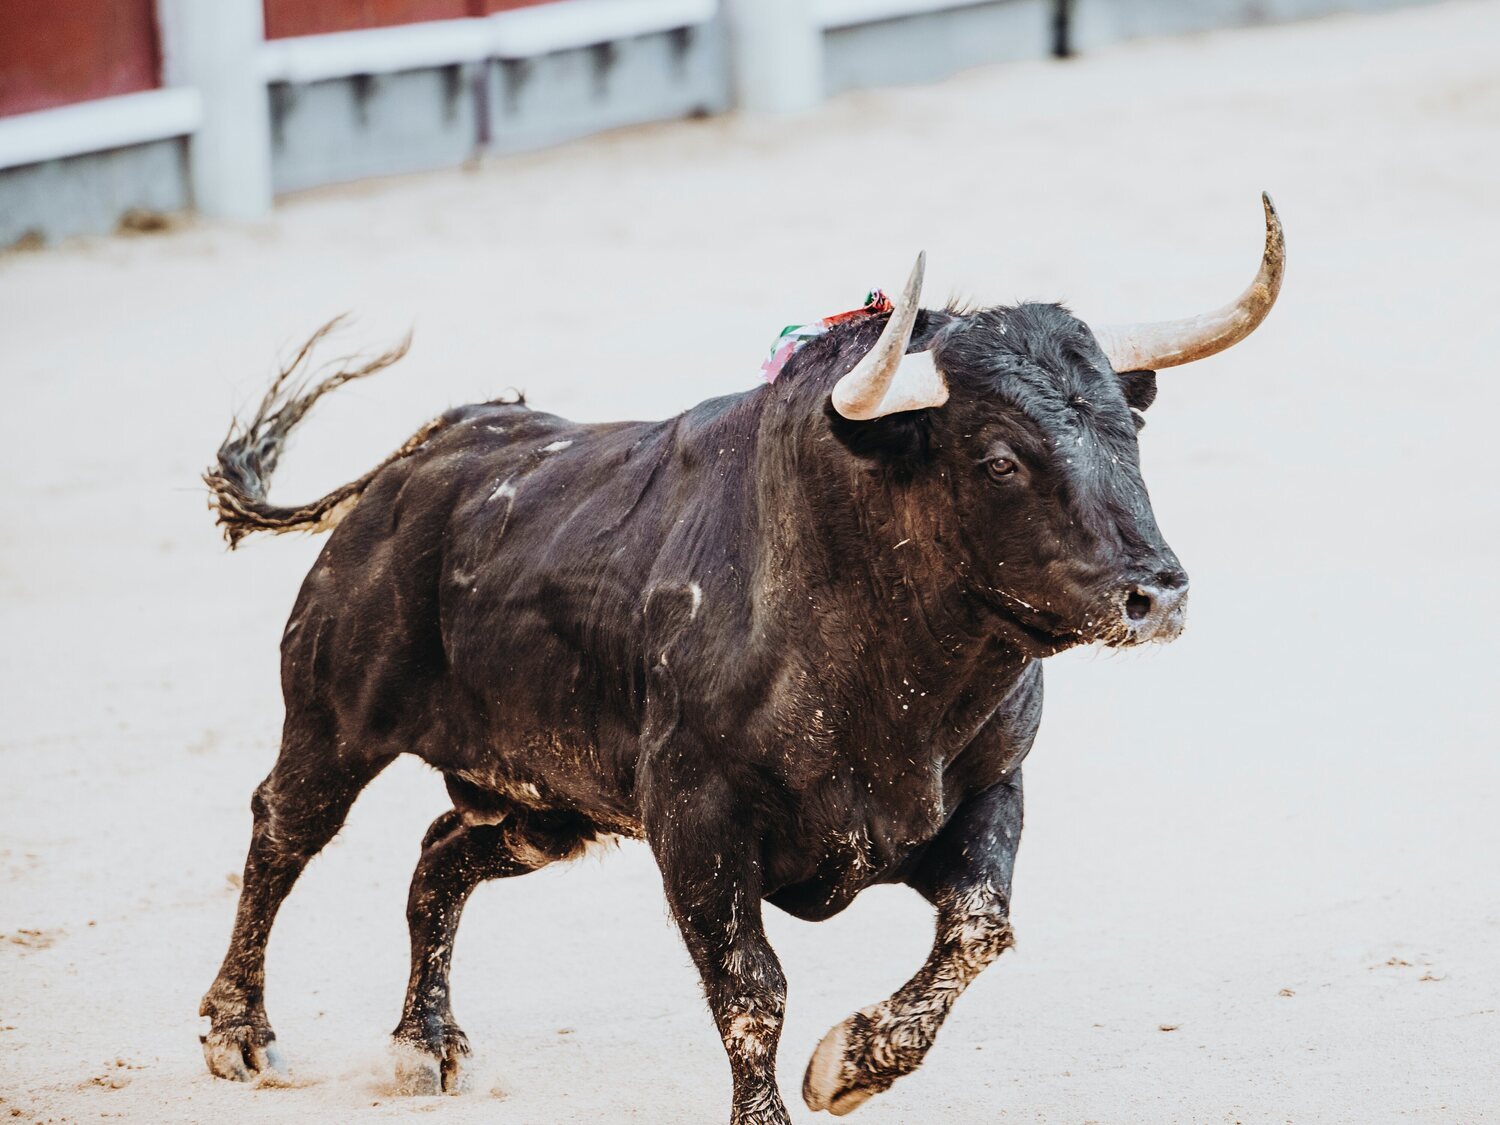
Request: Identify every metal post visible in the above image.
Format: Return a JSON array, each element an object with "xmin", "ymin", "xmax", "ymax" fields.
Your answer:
[
  {"xmin": 724, "ymin": 0, "xmax": 824, "ymax": 114},
  {"xmin": 157, "ymin": 0, "xmax": 274, "ymax": 220}
]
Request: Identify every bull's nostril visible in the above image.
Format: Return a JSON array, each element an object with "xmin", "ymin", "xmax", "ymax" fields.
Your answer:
[{"xmin": 1125, "ymin": 590, "xmax": 1154, "ymax": 621}]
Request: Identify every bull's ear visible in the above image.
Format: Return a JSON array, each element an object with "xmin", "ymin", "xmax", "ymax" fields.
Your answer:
[{"xmin": 1118, "ymin": 369, "xmax": 1158, "ymax": 412}]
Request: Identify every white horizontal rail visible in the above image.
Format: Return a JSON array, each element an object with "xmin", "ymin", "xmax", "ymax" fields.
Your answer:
[
  {"xmin": 816, "ymin": 0, "xmax": 1002, "ymax": 32},
  {"xmin": 259, "ymin": 19, "xmax": 490, "ymax": 83},
  {"xmin": 259, "ymin": 0, "xmax": 717, "ymax": 84},
  {"xmin": 0, "ymin": 87, "xmax": 203, "ymax": 171},
  {"xmin": 490, "ymin": 0, "xmax": 715, "ymax": 58}
]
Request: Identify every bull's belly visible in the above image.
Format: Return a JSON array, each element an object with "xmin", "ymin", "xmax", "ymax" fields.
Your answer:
[
  {"xmin": 767, "ymin": 875, "xmax": 869, "ymax": 922},
  {"xmin": 765, "ymin": 842, "xmax": 912, "ymax": 922},
  {"xmin": 763, "ymin": 813, "xmax": 934, "ymax": 922},
  {"xmin": 440, "ymin": 727, "xmax": 645, "ymax": 840}
]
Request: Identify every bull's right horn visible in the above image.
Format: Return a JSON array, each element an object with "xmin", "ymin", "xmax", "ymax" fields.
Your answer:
[
  {"xmin": 1091, "ymin": 193, "xmax": 1286, "ymax": 372},
  {"xmin": 831, "ymin": 252, "xmax": 949, "ymax": 421}
]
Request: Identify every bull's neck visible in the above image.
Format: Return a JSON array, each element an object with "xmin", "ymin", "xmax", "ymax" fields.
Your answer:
[{"xmin": 751, "ymin": 421, "xmax": 1031, "ymax": 737}]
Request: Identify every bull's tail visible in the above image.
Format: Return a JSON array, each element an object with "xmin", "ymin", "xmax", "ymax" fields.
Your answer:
[{"xmin": 205, "ymin": 318, "xmax": 442, "ymax": 548}]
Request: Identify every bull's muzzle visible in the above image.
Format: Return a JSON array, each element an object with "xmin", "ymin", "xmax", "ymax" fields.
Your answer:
[{"xmin": 1120, "ymin": 571, "xmax": 1190, "ymax": 644}]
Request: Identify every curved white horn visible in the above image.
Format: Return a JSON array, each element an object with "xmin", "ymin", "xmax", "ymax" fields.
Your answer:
[
  {"xmin": 1092, "ymin": 193, "xmax": 1286, "ymax": 372},
  {"xmin": 831, "ymin": 252, "xmax": 948, "ymax": 420}
]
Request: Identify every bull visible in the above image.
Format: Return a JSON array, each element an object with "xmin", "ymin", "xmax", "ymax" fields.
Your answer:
[{"xmin": 199, "ymin": 197, "xmax": 1284, "ymax": 1122}]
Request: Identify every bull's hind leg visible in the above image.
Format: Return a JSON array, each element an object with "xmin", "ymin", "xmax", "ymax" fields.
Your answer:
[
  {"xmin": 201, "ymin": 741, "xmax": 391, "ymax": 1081},
  {"xmin": 392, "ymin": 794, "xmax": 593, "ymax": 1094},
  {"xmin": 804, "ymin": 773, "xmax": 1023, "ymax": 1116}
]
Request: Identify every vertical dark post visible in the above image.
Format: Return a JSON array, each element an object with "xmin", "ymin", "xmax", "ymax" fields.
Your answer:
[
  {"xmin": 1052, "ymin": 0, "xmax": 1073, "ymax": 59},
  {"xmin": 473, "ymin": 62, "xmax": 492, "ymax": 151}
]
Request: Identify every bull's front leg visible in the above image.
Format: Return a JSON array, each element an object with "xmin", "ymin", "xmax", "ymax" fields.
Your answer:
[
  {"xmin": 803, "ymin": 771, "xmax": 1024, "ymax": 1116},
  {"xmin": 644, "ymin": 767, "xmax": 790, "ymax": 1125}
]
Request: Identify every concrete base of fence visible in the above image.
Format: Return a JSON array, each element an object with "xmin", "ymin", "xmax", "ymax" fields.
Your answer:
[
  {"xmin": 1067, "ymin": 0, "xmax": 1441, "ymax": 52},
  {"xmin": 486, "ymin": 21, "xmax": 730, "ymax": 155},
  {"xmin": 0, "ymin": 138, "xmax": 191, "ymax": 247},
  {"xmin": 824, "ymin": 0, "xmax": 1052, "ymax": 96},
  {"xmin": 269, "ymin": 64, "xmax": 482, "ymax": 195},
  {"xmin": 267, "ymin": 22, "xmax": 727, "ymax": 193}
]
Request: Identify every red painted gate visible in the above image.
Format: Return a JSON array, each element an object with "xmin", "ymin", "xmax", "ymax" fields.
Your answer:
[
  {"xmin": 262, "ymin": 0, "xmax": 561, "ymax": 40},
  {"xmin": 0, "ymin": 1, "xmax": 569, "ymax": 118},
  {"xmin": 0, "ymin": 0, "xmax": 162, "ymax": 117}
]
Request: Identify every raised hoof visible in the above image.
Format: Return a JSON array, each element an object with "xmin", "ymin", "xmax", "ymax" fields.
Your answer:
[
  {"xmin": 200, "ymin": 1023, "xmax": 284, "ymax": 1083},
  {"xmin": 391, "ymin": 1025, "xmax": 470, "ymax": 1096},
  {"xmin": 802, "ymin": 1015, "xmax": 887, "ymax": 1116}
]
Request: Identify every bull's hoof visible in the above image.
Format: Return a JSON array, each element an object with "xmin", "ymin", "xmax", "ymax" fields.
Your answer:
[
  {"xmin": 200, "ymin": 1022, "xmax": 284, "ymax": 1083},
  {"xmin": 391, "ymin": 1023, "xmax": 470, "ymax": 1095},
  {"xmin": 802, "ymin": 1012, "xmax": 892, "ymax": 1116}
]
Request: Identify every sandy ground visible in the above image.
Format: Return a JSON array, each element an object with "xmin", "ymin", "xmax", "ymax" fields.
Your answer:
[{"xmin": 3, "ymin": 2, "xmax": 1499, "ymax": 1121}]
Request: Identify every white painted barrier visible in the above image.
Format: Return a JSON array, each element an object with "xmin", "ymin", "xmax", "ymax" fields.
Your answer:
[
  {"xmin": 159, "ymin": 0, "xmax": 274, "ymax": 221},
  {"xmin": 0, "ymin": 89, "xmax": 203, "ymax": 172},
  {"xmin": 724, "ymin": 0, "xmax": 823, "ymax": 113}
]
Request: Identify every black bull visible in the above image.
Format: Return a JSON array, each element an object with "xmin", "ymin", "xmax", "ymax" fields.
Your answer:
[{"xmin": 199, "ymin": 215, "xmax": 1280, "ymax": 1122}]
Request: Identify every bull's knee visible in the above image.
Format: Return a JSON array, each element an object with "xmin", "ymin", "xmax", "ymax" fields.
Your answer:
[
  {"xmin": 716, "ymin": 990, "xmax": 789, "ymax": 1125},
  {"xmin": 935, "ymin": 887, "xmax": 1015, "ymax": 979},
  {"xmin": 724, "ymin": 1001, "xmax": 782, "ymax": 1071}
]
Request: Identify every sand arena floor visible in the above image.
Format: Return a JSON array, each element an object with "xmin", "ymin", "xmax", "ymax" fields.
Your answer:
[{"xmin": 2, "ymin": 1, "xmax": 1498, "ymax": 1120}]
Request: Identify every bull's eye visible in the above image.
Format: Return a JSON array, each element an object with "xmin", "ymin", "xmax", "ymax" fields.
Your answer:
[{"xmin": 986, "ymin": 457, "xmax": 1019, "ymax": 481}]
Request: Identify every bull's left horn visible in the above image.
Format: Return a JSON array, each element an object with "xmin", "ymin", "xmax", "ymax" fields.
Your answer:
[
  {"xmin": 1092, "ymin": 193, "xmax": 1285, "ymax": 372},
  {"xmin": 831, "ymin": 252, "xmax": 949, "ymax": 420}
]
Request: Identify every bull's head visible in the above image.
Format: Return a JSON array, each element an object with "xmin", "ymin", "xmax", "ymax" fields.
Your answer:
[{"xmin": 828, "ymin": 195, "xmax": 1284, "ymax": 651}]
